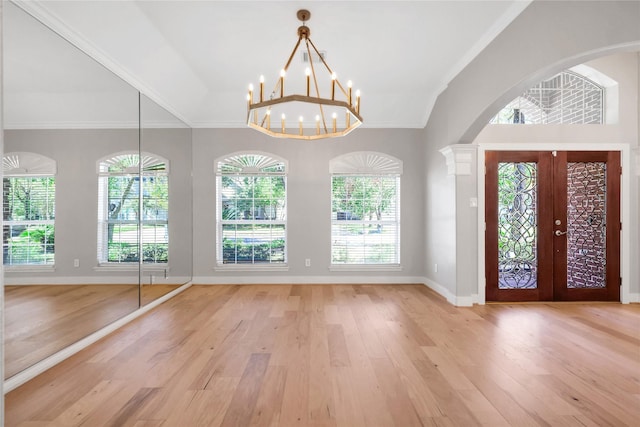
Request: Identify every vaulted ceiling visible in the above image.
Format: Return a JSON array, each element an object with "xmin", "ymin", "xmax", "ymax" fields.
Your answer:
[{"xmin": 5, "ymin": 0, "xmax": 532, "ymax": 129}]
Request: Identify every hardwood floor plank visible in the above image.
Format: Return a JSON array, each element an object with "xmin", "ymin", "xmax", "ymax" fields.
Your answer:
[
  {"xmin": 374, "ymin": 324, "xmax": 443, "ymax": 421},
  {"xmin": 276, "ymin": 307, "xmax": 312, "ymax": 425},
  {"xmin": 331, "ymin": 367, "xmax": 367, "ymax": 427},
  {"xmin": 308, "ymin": 312, "xmax": 336, "ymax": 424},
  {"xmin": 460, "ymin": 365, "xmax": 543, "ymax": 427},
  {"xmin": 249, "ymin": 365, "xmax": 288, "ymax": 427},
  {"xmin": 75, "ymin": 383, "xmax": 142, "ymax": 427},
  {"xmin": 5, "ymin": 285, "xmax": 640, "ymax": 427},
  {"xmin": 421, "ymin": 346, "xmax": 476, "ymax": 391},
  {"xmin": 220, "ymin": 353, "xmax": 271, "ymax": 427},
  {"xmin": 49, "ymin": 379, "xmax": 128, "ymax": 426},
  {"xmin": 370, "ymin": 357, "xmax": 423, "ymax": 427},
  {"xmin": 327, "ymin": 324, "xmax": 350, "ymax": 368},
  {"xmin": 279, "ymin": 361, "xmax": 310, "ymax": 426},
  {"xmin": 455, "ymin": 388, "xmax": 511, "ymax": 427},
  {"xmin": 347, "ymin": 364, "xmax": 395, "ymax": 427},
  {"xmin": 102, "ymin": 387, "xmax": 160, "ymax": 427}
]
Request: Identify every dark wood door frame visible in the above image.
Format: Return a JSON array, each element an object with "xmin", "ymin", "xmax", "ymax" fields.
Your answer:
[{"xmin": 485, "ymin": 150, "xmax": 621, "ymax": 302}]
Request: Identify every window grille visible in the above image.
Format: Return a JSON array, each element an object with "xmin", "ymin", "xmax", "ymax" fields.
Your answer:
[
  {"xmin": 491, "ymin": 71, "xmax": 604, "ymax": 124},
  {"xmin": 2, "ymin": 152, "xmax": 56, "ymax": 266},
  {"xmin": 330, "ymin": 152, "xmax": 401, "ymax": 265},
  {"xmin": 97, "ymin": 152, "xmax": 169, "ymax": 264},
  {"xmin": 216, "ymin": 152, "xmax": 287, "ymax": 266}
]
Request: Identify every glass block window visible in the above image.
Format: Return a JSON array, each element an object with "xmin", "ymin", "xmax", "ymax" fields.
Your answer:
[
  {"xmin": 491, "ymin": 71, "xmax": 604, "ymax": 124},
  {"xmin": 97, "ymin": 152, "xmax": 169, "ymax": 264},
  {"xmin": 2, "ymin": 152, "xmax": 56, "ymax": 266},
  {"xmin": 330, "ymin": 152, "xmax": 402, "ymax": 265},
  {"xmin": 216, "ymin": 152, "xmax": 287, "ymax": 265}
]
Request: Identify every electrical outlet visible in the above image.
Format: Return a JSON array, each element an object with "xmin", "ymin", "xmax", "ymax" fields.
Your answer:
[
  {"xmin": 305, "ymin": 258, "xmax": 311, "ymax": 267},
  {"xmin": 434, "ymin": 263, "xmax": 438, "ymax": 273},
  {"xmin": 73, "ymin": 259, "xmax": 79, "ymax": 267}
]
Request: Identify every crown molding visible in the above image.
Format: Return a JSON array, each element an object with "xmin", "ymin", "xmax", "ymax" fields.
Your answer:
[{"xmin": 12, "ymin": 0, "xmax": 193, "ymax": 128}]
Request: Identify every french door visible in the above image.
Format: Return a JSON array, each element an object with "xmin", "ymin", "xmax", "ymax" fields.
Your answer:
[{"xmin": 485, "ymin": 151, "xmax": 620, "ymax": 302}]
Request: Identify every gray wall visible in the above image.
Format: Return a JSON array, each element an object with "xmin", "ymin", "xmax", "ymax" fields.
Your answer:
[
  {"xmin": 423, "ymin": 1, "xmax": 640, "ymax": 303},
  {"xmin": 192, "ymin": 128, "xmax": 426, "ymax": 283}
]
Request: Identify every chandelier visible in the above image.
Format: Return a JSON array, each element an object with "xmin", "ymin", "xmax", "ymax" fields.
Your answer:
[{"xmin": 246, "ymin": 9, "xmax": 362, "ymax": 140}]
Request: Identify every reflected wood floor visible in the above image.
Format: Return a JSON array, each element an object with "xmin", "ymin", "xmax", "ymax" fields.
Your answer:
[
  {"xmin": 5, "ymin": 284, "xmax": 640, "ymax": 426},
  {"xmin": 4, "ymin": 284, "xmax": 179, "ymax": 378}
]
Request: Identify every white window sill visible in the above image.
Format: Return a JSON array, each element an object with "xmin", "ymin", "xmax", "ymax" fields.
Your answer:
[
  {"xmin": 329, "ymin": 264, "xmax": 402, "ymax": 272},
  {"xmin": 94, "ymin": 263, "xmax": 169, "ymax": 272},
  {"xmin": 4, "ymin": 265, "xmax": 56, "ymax": 273},
  {"xmin": 214, "ymin": 264, "xmax": 289, "ymax": 272}
]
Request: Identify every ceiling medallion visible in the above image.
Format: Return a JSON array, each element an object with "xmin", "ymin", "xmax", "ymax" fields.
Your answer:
[{"xmin": 246, "ymin": 9, "xmax": 362, "ymax": 140}]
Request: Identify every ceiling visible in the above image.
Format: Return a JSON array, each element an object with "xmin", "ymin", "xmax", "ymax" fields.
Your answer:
[{"xmin": 6, "ymin": 0, "xmax": 532, "ymax": 129}]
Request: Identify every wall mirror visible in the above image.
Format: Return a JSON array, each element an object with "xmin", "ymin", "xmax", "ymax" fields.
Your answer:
[
  {"xmin": 139, "ymin": 95, "xmax": 192, "ymax": 305},
  {"xmin": 2, "ymin": 1, "xmax": 191, "ymax": 381}
]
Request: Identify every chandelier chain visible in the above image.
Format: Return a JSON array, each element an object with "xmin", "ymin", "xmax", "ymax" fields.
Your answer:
[{"xmin": 305, "ymin": 39, "xmax": 329, "ymax": 133}]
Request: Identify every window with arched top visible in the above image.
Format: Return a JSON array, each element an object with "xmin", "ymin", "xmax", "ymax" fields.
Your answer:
[
  {"xmin": 330, "ymin": 152, "xmax": 402, "ymax": 266},
  {"xmin": 491, "ymin": 70, "xmax": 605, "ymax": 124},
  {"xmin": 2, "ymin": 152, "xmax": 56, "ymax": 266},
  {"xmin": 216, "ymin": 152, "xmax": 287, "ymax": 266},
  {"xmin": 97, "ymin": 151, "xmax": 169, "ymax": 264}
]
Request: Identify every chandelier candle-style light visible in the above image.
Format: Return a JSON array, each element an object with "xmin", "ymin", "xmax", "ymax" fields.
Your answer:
[{"xmin": 246, "ymin": 9, "xmax": 362, "ymax": 140}]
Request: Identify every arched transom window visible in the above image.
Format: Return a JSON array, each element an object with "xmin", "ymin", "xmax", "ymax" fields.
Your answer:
[{"xmin": 491, "ymin": 70, "xmax": 605, "ymax": 124}]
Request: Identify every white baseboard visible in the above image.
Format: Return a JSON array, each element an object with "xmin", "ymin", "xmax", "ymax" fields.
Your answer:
[
  {"xmin": 627, "ymin": 292, "xmax": 640, "ymax": 303},
  {"xmin": 3, "ymin": 282, "xmax": 192, "ymax": 394},
  {"xmin": 4, "ymin": 276, "xmax": 191, "ymax": 285},
  {"xmin": 192, "ymin": 275, "xmax": 425, "ymax": 285},
  {"xmin": 422, "ymin": 279, "xmax": 477, "ymax": 307}
]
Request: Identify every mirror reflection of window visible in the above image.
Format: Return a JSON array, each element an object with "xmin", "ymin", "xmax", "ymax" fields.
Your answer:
[
  {"xmin": 2, "ymin": 152, "xmax": 57, "ymax": 267},
  {"xmin": 97, "ymin": 152, "xmax": 169, "ymax": 265}
]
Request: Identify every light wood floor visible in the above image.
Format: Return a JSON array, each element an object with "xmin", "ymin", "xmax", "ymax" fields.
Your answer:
[
  {"xmin": 4, "ymin": 284, "xmax": 180, "ymax": 379},
  {"xmin": 5, "ymin": 284, "xmax": 640, "ymax": 426}
]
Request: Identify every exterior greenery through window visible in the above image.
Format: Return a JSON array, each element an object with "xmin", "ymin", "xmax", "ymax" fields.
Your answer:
[
  {"xmin": 217, "ymin": 153, "xmax": 286, "ymax": 265},
  {"xmin": 331, "ymin": 152, "xmax": 401, "ymax": 265},
  {"xmin": 2, "ymin": 152, "xmax": 56, "ymax": 266},
  {"xmin": 3, "ymin": 176, "xmax": 55, "ymax": 266},
  {"xmin": 98, "ymin": 153, "xmax": 168, "ymax": 264}
]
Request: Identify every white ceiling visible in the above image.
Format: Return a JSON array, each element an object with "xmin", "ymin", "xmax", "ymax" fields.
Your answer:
[{"xmin": 6, "ymin": 0, "xmax": 532, "ymax": 129}]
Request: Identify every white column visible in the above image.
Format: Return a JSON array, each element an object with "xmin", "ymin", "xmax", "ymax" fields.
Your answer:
[{"xmin": 439, "ymin": 144, "xmax": 480, "ymax": 305}]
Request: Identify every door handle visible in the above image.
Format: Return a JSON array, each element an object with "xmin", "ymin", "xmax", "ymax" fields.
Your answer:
[{"xmin": 555, "ymin": 230, "xmax": 567, "ymax": 236}]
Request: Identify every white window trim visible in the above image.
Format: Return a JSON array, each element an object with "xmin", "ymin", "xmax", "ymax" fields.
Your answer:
[
  {"xmin": 3, "ymin": 152, "xmax": 57, "ymax": 267},
  {"xmin": 215, "ymin": 151, "xmax": 288, "ymax": 269},
  {"xmin": 4, "ymin": 265, "xmax": 56, "ymax": 273},
  {"xmin": 329, "ymin": 152, "xmax": 402, "ymax": 268},
  {"xmin": 94, "ymin": 263, "xmax": 169, "ymax": 271},
  {"xmin": 96, "ymin": 151, "xmax": 169, "ymax": 265},
  {"xmin": 329, "ymin": 264, "xmax": 402, "ymax": 272}
]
